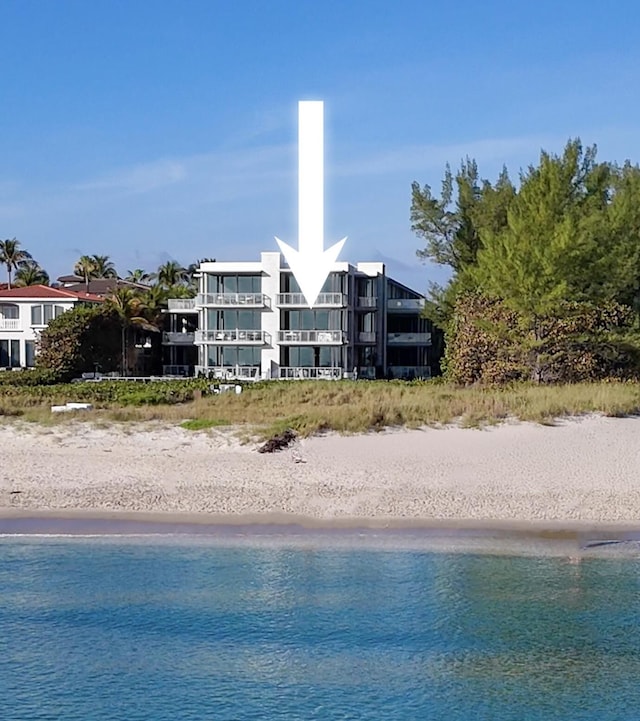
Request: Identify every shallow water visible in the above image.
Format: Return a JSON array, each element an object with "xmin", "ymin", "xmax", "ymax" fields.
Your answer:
[{"xmin": 1, "ymin": 536, "xmax": 639, "ymax": 720}]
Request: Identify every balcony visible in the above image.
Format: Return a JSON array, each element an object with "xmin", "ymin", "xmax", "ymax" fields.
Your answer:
[
  {"xmin": 162, "ymin": 364, "xmax": 192, "ymax": 376},
  {"xmin": 196, "ymin": 329, "xmax": 269, "ymax": 344},
  {"xmin": 195, "ymin": 365, "xmax": 261, "ymax": 380},
  {"xmin": 388, "ymin": 365, "xmax": 431, "ymax": 380},
  {"xmin": 196, "ymin": 293, "xmax": 269, "ymax": 307},
  {"xmin": 278, "ymin": 330, "xmax": 345, "ymax": 345},
  {"xmin": 276, "ymin": 292, "xmax": 346, "ymax": 307},
  {"xmin": 387, "ymin": 298, "xmax": 425, "ymax": 312},
  {"xmin": 162, "ymin": 331, "xmax": 195, "ymax": 345},
  {"xmin": 357, "ymin": 331, "xmax": 376, "ymax": 343},
  {"xmin": 0, "ymin": 319, "xmax": 20, "ymax": 331},
  {"xmin": 167, "ymin": 298, "xmax": 197, "ymax": 312},
  {"xmin": 280, "ymin": 366, "xmax": 343, "ymax": 380},
  {"xmin": 387, "ymin": 332, "xmax": 432, "ymax": 345},
  {"xmin": 357, "ymin": 296, "xmax": 378, "ymax": 308}
]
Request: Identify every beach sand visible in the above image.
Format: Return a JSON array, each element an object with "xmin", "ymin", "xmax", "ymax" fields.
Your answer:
[{"xmin": 0, "ymin": 414, "xmax": 639, "ymax": 530}]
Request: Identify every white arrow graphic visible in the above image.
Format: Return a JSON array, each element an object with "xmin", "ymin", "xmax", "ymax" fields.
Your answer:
[{"xmin": 276, "ymin": 100, "xmax": 346, "ymax": 308}]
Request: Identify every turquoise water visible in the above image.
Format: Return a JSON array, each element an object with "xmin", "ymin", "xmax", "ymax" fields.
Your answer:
[{"xmin": 1, "ymin": 536, "xmax": 640, "ymax": 720}]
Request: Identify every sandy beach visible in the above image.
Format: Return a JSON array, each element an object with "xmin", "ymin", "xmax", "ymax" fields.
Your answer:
[{"xmin": 0, "ymin": 414, "xmax": 639, "ymax": 530}]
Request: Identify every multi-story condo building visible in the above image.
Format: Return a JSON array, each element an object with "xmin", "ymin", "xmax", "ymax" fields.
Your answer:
[{"xmin": 163, "ymin": 252, "xmax": 435, "ymax": 381}]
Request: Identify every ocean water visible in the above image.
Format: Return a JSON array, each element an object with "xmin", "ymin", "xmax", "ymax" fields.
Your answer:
[{"xmin": 1, "ymin": 535, "xmax": 640, "ymax": 721}]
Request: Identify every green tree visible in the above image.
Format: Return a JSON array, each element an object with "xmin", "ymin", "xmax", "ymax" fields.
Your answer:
[
  {"xmin": 471, "ymin": 140, "xmax": 640, "ymax": 380},
  {"xmin": 125, "ymin": 268, "xmax": 152, "ymax": 283},
  {"xmin": 0, "ymin": 238, "xmax": 32, "ymax": 289},
  {"xmin": 36, "ymin": 305, "xmax": 121, "ymax": 381},
  {"xmin": 105, "ymin": 287, "xmax": 157, "ymax": 376},
  {"xmin": 411, "ymin": 159, "xmax": 515, "ymax": 330},
  {"xmin": 91, "ymin": 254, "xmax": 118, "ymax": 278},
  {"xmin": 74, "ymin": 255, "xmax": 96, "ymax": 292},
  {"xmin": 156, "ymin": 260, "xmax": 188, "ymax": 289},
  {"xmin": 14, "ymin": 260, "xmax": 49, "ymax": 286}
]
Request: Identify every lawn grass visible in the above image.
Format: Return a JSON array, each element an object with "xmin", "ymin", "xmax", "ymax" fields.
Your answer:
[{"xmin": 1, "ymin": 379, "xmax": 640, "ymax": 437}]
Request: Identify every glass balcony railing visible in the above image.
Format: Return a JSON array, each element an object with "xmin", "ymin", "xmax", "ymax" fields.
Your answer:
[
  {"xmin": 196, "ymin": 329, "xmax": 269, "ymax": 344},
  {"xmin": 162, "ymin": 331, "xmax": 195, "ymax": 345},
  {"xmin": 276, "ymin": 292, "xmax": 346, "ymax": 307},
  {"xmin": 387, "ymin": 298, "xmax": 425, "ymax": 312},
  {"xmin": 278, "ymin": 330, "xmax": 345, "ymax": 344},
  {"xmin": 357, "ymin": 296, "xmax": 378, "ymax": 308},
  {"xmin": 387, "ymin": 365, "xmax": 431, "ymax": 379},
  {"xmin": 387, "ymin": 332, "xmax": 432, "ymax": 345},
  {"xmin": 195, "ymin": 365, "xmax": 261, "ymax": 380},
  {"xmin": 167, "ymin": 298, "xmax": 196, "ymax": 311},
  {"xmin": 280, "ymin": 367, "xmax": 343, "ymax": 380},
  {"xmin": 162, "ymin": 364, "xmax": 192, "ymax": 376},
  {"xmin": 196, "ymin": 293, "xmax": 269, "ymax": 307},
  {"xmin": 357, "ymin": 331, "xmax": 376, "ymax": 343}
]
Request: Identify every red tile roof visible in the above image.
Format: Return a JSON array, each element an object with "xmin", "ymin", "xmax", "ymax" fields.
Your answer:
[{"xmin": 0, "ymin": 285, "xmax": 103, "ymax": 302}]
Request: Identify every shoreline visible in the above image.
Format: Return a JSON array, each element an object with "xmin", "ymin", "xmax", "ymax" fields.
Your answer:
[
  {"xmin": 3, "ymin": 509, "xmax": 640, "ymax": 559},
  {"xmin": 3, "ymin": 506, "xmax": 640, "ymax": 535}
]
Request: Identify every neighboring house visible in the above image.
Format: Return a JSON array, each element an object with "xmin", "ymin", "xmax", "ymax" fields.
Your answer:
[
  {"xmin": 162, "ymin": 251, "xmax": 438, "ymax": 380},
  {"xmin": 56, "ymin": 275, "xmax": 150, "ymax": 297},
  {"xmin": 0, "ymin": 285, "xmax": 103, "ymax": 368}
]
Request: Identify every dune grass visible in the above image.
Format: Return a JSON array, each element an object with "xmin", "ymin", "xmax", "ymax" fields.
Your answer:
[{"xmin": 1, "ymin": 378, "xmax": 640, "ymax": 437}]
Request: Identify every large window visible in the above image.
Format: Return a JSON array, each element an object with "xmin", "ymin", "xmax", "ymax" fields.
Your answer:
[
  {"xmin": 281, "ymin": 310, "xmax": 343, "ymax": 331},
  {"xmin": 357, "ymin": 312, "xmax": 376, "ymax": 333},
  {"xmin": 280, "ymin": 272, "xmax": 346, "ymax": 294},
  {"xmin": 206, "ymin": 274, "xmax": 261, "ymax": 294},
  {"xmin": 206, "ymin": 310, "xmax": 261, "ymax": 330},
  {"xmin": 207, "ymin": 346, "xmax": 261, "ymax": 367},
  {"xmin": 280, "ymin": 346, "xmax": 340, "ymax": 367},
  {"xmin": 31, "ymin": 304, "xmax": 65, "ymax": 326},
  {"xmin": 0, "ymin": 304, "xmax": 19, "ymax": 319},
  {"xmin": 0, "ymin": 339, "xmax": 20, "ymax": 367},
  {"xmin": 25, "ymin": 341, "xmax": 36, "ymax": 368}
]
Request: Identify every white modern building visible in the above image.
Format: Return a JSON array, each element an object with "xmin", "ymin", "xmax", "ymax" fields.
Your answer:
[
  {"xmin": 163, "ymin": 252, "xmax": 435, "ymax": 380},
  {"xmin": 0, "ymin": 285, "xmax": 103, "ymax": 369}
]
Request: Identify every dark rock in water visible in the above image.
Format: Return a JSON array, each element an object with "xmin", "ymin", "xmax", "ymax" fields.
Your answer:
[{"xmin": 258, "ymin": 429, "xmax": 297, "ymax": 454}]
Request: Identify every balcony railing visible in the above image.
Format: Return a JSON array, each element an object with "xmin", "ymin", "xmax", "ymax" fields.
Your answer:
[
  {"xmin": 357, "ymin": 296, "xmax": 378, "ymax": 308},
  {"xmin": 0, "ymin": 319, "xmax": 20, "ymax": 331},
  {"xmin": 278, "ymin": 330, "xmax": 345, "ymax": 344},
  {"xmin": 280, "ymin": 366, "xmax": 343, "ymax": 380},
  {"xmin": 388, "ymin": 365, "xmax": 431, "ymax": 380},
  {"xmin": 167, "ymin": 298, "xmax": 196, "ymax": 311},
  {"xmin": 357, "ymin": 331, "xmax": 376, "ymax": 343},
  {"xmin": 276, "ymin": 292, "xmax": 346, "ymax": 307},
  {"xmin": 162, "ymin": 331, "xmax": 196, "ymax": 345},
  {"xmin": 196, "ymin": 329, "xmax": 269, "ymax": 344},
  {"xmin": 387, "ymin": 332, "xmax": 432, "ymax": 345},
  {"xmin": 195, "ymin": 365, "xmax": 261, "ymax": 380},
  {"xmin": 196, "ymin": 293, "xmax": 269, "ymax": 307},
  {"xmin": 387, "ymin": 298, "xmax": 425, "ymax": 312},
  {"xmin": 162, "ymin": 364, "xmax": 192, "ymax": 376}
]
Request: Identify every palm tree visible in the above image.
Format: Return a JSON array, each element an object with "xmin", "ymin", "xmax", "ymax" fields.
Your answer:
[
  {"xmin": 14, "ymin": 260, "xmax": 50, "ymax": 287},
  {"xmin": 91, "ymin": 255, "xmax": 118, "ymax": 279},
  {"xmin": 74, "ymin": 255, "xmax": 96, "ymax": 292},
  {"xmin": 125, "ymin": 268, "xmax": 152, "ymax": 284},
  {"xmin": 105, "ymin": 288, "xmax": 157, "ymax": 376},
  {"xmin": 186, "ymin": 258, "xmax": 215, "ymax": 291},
  {"xmin": 141, "ymin": 284, "xmax": 170, "ymax": 329},
  {"xmin": 0, "ymin": 238, "xmax": 32, "ymax": 289},
  {"xmin": 156, "ymin": 260, "xmax": 188, "ymax": 289}
]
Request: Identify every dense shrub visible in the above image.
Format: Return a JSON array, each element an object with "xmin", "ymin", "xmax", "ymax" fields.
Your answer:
[
  {"xmin": 36, "ymin": 306, "xmax": 122, "ymax": 381},
  {"xmin": 444, "ymin": 292, "xmax": 640, "ymax": 385}
]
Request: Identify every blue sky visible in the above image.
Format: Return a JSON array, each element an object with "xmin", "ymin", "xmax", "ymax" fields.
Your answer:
[{"xmin": 2, "ymin": 0, "xmax": 640, "ymax": 291}]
